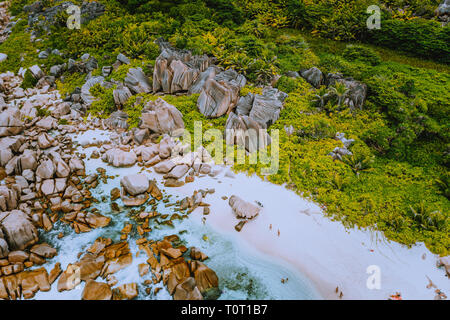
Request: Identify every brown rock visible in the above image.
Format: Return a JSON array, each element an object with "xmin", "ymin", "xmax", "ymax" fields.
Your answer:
[
  {"xmin": 173, "ymin": 277, "xmax": 203, "ymax": 300},
  {"xmin": 167, "ymin": 260, "xmax": 190, "ymax": 295},
  {"xmin": 148, "ymin": 181, "xmax": 162, "ymax": 200},
  {"xmin": 112, "ymin": 283, "xmax": 138, "ymax": 300},
  {"xmin": 160, "ymin": 247, "xmax": 183, "ymax": 260},
  {"xmin": 29, "ymin": 253, "xmax": 46, "ymax": 265},
  {"xmin": 110, "ymin": 187, "xmax": 120, "ymax": 201},
  {"xmin": 138, "ymin": 263, "xmax": 149, "ymax": 277},
  {"xmin": 85, "ymin": 212, "xmax": 111, "ymax": 229},
  {"xmin": 190, "ymin": 247, "xmax": 208, "ymax": 261},
  {"xmin": 82, "ymin": 280, "xmax": 112, "ymax": 300},
  {"xmin": 164, "ymin": 178, "xmax": 185, "ymax": 188},
  {"xmin": 101, "ymin": 253, "xmax": 133, "ymax": 278},
  {"xmin": 191, "ymin": 261, "xmax": 219, "ymax": 293},
  {"xmin": 49, "ymin": 262, "xmax": 62, "ymax": 284},
  {"xmin": 18, "ymin": 267, "xmax": 51, "ymax": 299},
  {"xmin": 234, "ymin": 220, "xmax": 247, "ymax": 232},
  {"xmin": 30, "ymin": 243, "xmax": 57, "ymax": 259},
  {"xmin": 8, "ymin": 250, "xmax": 29, "ymax": 264}
]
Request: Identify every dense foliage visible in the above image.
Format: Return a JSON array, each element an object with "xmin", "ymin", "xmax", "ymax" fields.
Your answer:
[{"xmin": 2, "ymin": 0, "xmax": 449, "ymax": 255}]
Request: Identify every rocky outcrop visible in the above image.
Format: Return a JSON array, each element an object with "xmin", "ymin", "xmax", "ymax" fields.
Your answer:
[
  {"xmin": 197, "ymin": 69, "xmax": 246, "ymax": 118},
  {"xmin": 0, "ymin": 210, "xmax": 38, "ymax": 251},
  {"xmin": 229, "ymin": 195, "xmax": 261, "ymax": 219},
  {"xmin": 153, "ymin": 40, "xmax": 214, "ymax": 94},
  {"xmin": 124, "ymin": 68, "xmax": 151, "ymax": 94},
  {"xmin": 236, "ymin": 87, "xmax": 287, "ymax": 127},
  {"xmin": 327, "ymin": 73, "xmax": 367, "ymax": 110},
  {"xmin": 225, "ymin": 112, "xmax": 270, "ymax": 153},
  {"xmin": 139, "ymin": 98, "xmax": 184, "ymax": 135},
  {"xmin": 113, "ymin": 84, "xmax": 132, "ymax": 107},
  {"xmin": 58, "ymin": 238, "xmax": 132, "ymax": 293},
  {"xmin": 82, "ymin": 280, "xmax": 112, "ymax": 300},
  {"xmin": 173, "ymin": 277, "xmax": 203, "ymax": 300},
  {"xmin": 224, "ymin": 87, "xmax": 286, "ymax": 152},
  {"xmin": 190, "ymin": 260, "xmax": 219, "ymax": 294},
  {"xmin": 300, "ymin": 67, "xmax": 324, "ymax": 89},
  {"xmin": 81, "ymin": 76, "xmax": 104, "ymax": 106},
  {"xmin": 105, "ymin": 111, "xmax": 129, "ymax": 130},
  {"xmin": 102, "ymin": 148, "xmax": 137, "ymax": 167},
  {"xmin": 0, "ymin": 107, "xmax": 24, "ymax": 137}
]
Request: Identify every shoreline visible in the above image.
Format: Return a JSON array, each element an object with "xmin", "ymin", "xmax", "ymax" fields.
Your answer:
[{"xmin": 158, "ymin": 165, "xmax": 449, "ymax": 300}]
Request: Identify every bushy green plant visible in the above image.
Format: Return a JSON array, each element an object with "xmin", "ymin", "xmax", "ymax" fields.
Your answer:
[
  {"xmin": 343, "ymin": 44, "xmax": 382, "ymax": 66},
  {"xmin": 21, "ymin": 69, "xmax": 38, "ymax": 89},
  {"xmin": 367, "ymin": 19, "xmax": 450, "ymax": 64}
]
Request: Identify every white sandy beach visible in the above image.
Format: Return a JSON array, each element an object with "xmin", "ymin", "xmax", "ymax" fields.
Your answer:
[
  {"xmin": 159, "ymin": 167, "xmax": 449, "ymax": 300},
  {"xmin": 69, "ymin": 129, "xmax": 449, "ymax": 300}
]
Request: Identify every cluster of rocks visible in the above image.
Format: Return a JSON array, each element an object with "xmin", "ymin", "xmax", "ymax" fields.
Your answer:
[
  {"xmin": 136, "ymin": 234, "xmax": 219, "ymax": 300},
  {"xmin": 152, "ymin": 40, "xmax": 253, "ymax": 119},
  {"xmin": 291, "ymin": 67, "xmax": 367, "ymax": 111},
  {"xmin": 153, "ymin": 38, "xmax": 215, "ymax": 94},
  {"xmin": 0, "ymin": 260, "xmax": 62, "ymax": 299},
  {"xmin": 228, "ymin": 195, "xmax": 261, "ymax": 232},
  {"xmin": 25, "ymin": 1, "xmax": 105, "ymax": 36},
  {"xmin": 0, "ymin": 69, "xmax": 126, "ymax": 299},
  {"xmin": 57, "ymin": 237, "xmax": 136, "ymax": 300},
  {"xmin": 119, "ymin": 174, "xmax": 162, "ymax": 207},
  {"xmin": 178, "ymin": 188, "xmax": 215, "ymax": 215},
  {"xmin": 139, "ymin": 98, "xmax": 184, "ymax": 135},
  {"xmin": 328, "ymin": 132, "xmax": 355, "ymax": 161},
  {"xmin": 225, "ymin": 87, "xmax": 287, "ymax": 152}
]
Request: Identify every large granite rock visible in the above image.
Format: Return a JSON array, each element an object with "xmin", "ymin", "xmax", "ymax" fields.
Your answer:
[
  {"xmin": 140, "ymin": 98, "xmax": 184, "ymax": 135},
  {"xmin": 82, "ymin": 280, "xmax": 112, "ymax": 300},
  {"xmin": 81, "ymin": 76, "xmax": 104, "ymax": 106},
  {"xmin": 120, "ymin": 174, "xmax": 149, "ymax": 196},
  {"xmin": 124, "ymin": 68, "xmax": 151, "ymax": 94},
  {"xmin": 240, "ymin": 87, "xmax": 287, "ymax": 127},
  {"xmin": 197, "ymin": 69, "xmax": 246, "ymax": 118},
  {"xmin": 0, "ymin": 210, "xmax": 38, "ymax": 250},
  {"xmin": 105, "ymin": 111, "xmax": 129, "ymax": 130},
  {"xmin": 113, "ymin": 84, "xmax": 132, "ymax": 106},
  {"xmin": 228, "ymin": 195, "xmax": 261, "ymax": 219},
  {"xmin": 300, "ymin": 67, "xmax": 324, "ymax": 89},
  {"xmin": 102, "ymin": 149, "xmax": 137, "ymax": 167},
  {"xmin": 153, "ymin": 40, "xmax": 213, "ymax": 94},
  {"xmin": 0, "ymin": 186, "xmax": 19, "ymax": 211},
  {"xmin": 0, "ymin": 107, "xmax": 24, "ymax": 137},
  {"xmin": 225, "ymin": 112, "xmax": 270, "ymax": 153}
]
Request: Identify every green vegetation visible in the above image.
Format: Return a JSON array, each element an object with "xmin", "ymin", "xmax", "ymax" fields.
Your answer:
[{"xmin": 3, "ymin": 0, "xmax": 449, "ymax": 255}]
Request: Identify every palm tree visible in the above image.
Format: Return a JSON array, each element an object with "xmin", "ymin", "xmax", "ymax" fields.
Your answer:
[
  {"xmin": 329, "ymin": 82, "xmax": 349, "ymax": 107},
  {"xmin": 409, "ymin": 202, "xmax": 447, "ymax": 232},
  {"xmin": 313, "ymin": 86, "xmax": 330, "ymax": 109}
]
